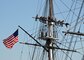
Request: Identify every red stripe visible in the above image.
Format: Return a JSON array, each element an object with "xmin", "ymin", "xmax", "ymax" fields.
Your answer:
[{"xmin": 3, "ymin": 35, "xmax": 18, "ymax": 48}]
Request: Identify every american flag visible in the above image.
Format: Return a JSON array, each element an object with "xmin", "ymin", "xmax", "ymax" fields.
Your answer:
[{"xmin": 3, "ymin": 29, "xmax": 18, "ymax": 48}]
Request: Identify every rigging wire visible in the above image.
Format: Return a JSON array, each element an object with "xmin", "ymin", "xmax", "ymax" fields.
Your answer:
[
  {"xmin": 76, "ymin": 18, "xmax": 84, "ymax": 53},
  {"xmin": 54, "ymin": 44, "xmax": 72, "ymax": 60},
  {"xmin": 62, "ymin": 51, "xmax": 72, "ymax": 60},
  {"xmin": 27, "ymin": 0, "xmax": 84, "ymax": 60},
  {"xmin": 50, "ymin": 0, "xmax": 84, "ymax": 60},
  {"xmin": 80, "ymin": 36, "xmax": 84, "ymax": 53},
  {"xmin": 32, "ymin": 20, "xmax": 39, "ymax": 38},
  {"xmin": 19, "ymin": 46, "xmax": 24, "ymax": 60},
  {"xmin": 31, "ymin": 46, "xmax": 36, "ymax": 60},
  {"xmin": 70, "ymin": 36, "xmax": 79, "ymax": 58},
  {"xmin": 41, "ymin": 49, "xmax": 45, "ymax": 60},
  {"xmin": 37, "ymin": 0, "xmax": 46, "ymax": 15},
  {"xmin": 43, "ymin": 0, "xmax": 49, "ymax": 17},
  {"xmin": 65, "ymin": 0, "xmax": 84, "ymax": 60},
  {"xmin": 19, "ymin": 30, "xmax": 29, "ymax": 60},
  {"xmin": 28, "ymin": 48, "xmax": 32, "ymax": 60},
  {"xmin": 70, "ymin": 0, "xmax": 78, "ymax": 25},
  {"xmin": 67, "ymin": 17, "xmax": 84, "ymax": 31},
  {"xmin": 54, "ymin": 0, "xmax": 65, "ymax": 20},
  {"xmin": 53, "ymin": 1, "xmax": 81, "ymax": 59},
  {"xmin": 35, "ymin": 0, "xmax": 40, "ymax": 14},
  {"xmin": 70, "ymin": 2, "xmax": 82, "ymax": 57},
  {"xmin": 59, "ymin": 38, "xmax": 84, "ymax": 43},
  {"xmin": 54, "ymin": 41, "xmax": 68, "ymax": 48},
  {"xmin": 69, "ymin": 21, "xmax": 84, "ymax": 55},
  {"xmin": 64, "ymin": 0, "xmax": 76, "ymax": 22},
  {"xmin": 54, "ymin": 28, "xmax": 70, "ymax": 60},
  {"xmin": 59, "ymin": 0, "xmax": 78, "ymax": 18},
  {"xmin": 54, "ymin": 7, "xmax": 80, "ymax": 15}
]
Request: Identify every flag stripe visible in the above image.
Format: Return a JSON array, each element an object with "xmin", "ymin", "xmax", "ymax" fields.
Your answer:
[{"xmin": 3, "ymin": 29, "xmax": 18, "ymax": 48}]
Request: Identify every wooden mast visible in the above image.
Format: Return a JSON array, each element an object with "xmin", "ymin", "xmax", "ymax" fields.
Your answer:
[{"xmin": 47, "ymin": 0, "xmax": 54, "ymax": 60}]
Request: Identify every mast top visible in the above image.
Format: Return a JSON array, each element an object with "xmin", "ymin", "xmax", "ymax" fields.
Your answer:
[{"xmin": 49, "ymin": 0, "xmax": 54, "ymax": 18}]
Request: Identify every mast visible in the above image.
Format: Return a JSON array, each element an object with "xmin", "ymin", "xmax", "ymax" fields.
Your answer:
[
  {"xmin": 36, "ymin": 0, "xmax": 56, "ymax": 60},
  {"xmin": 18, "ymin": 0, "xmax": 84, "ymax": 60},
  {"xmin": 47, "ymin": 0, "xmax": 54, "ymax": 60}
]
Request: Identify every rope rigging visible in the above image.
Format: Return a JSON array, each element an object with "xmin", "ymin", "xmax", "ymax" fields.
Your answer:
[{"xmin": 19, "ymin": 0, "xmax": 84, "ymax": 60}]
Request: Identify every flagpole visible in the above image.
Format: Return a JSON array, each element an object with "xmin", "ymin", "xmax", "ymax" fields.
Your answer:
[{"xmin": 18, "ymin": 25, "xmax": 48, "ymax": 52}]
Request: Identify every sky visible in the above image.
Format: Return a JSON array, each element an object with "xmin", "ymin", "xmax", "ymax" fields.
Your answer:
[
  {"xmin": 0, "ymin": 0, "xmax": 38, "ymax": 60},
  {"xmin": 0, "ymin": 0, "xmax": 84, "ymax": 60}
]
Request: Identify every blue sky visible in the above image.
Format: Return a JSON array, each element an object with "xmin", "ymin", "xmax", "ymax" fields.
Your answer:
[
  {"xmin": 0, "ymin": 0, "xmax": 38, "ymax": 60},
  {"xmin": 0, "ymin": 0, "xmax": 84, "ymax": 60}
]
